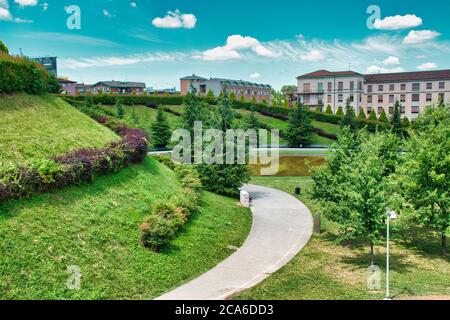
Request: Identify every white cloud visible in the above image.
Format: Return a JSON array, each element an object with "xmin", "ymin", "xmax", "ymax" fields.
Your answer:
[
  {"xmin": 130, "ymin": 2, "xmax": 136, "ymax": 8},
  {"xmin": 366, "ymin": 65, "xmax": 405, "ymax": 74},
  {"xmin": 250, "ymin": 72, "xmax": 261, "ymax": 79},
  {"xmin": 0, "ymin": 7, "xmax": 12, "ymax": 20},
  {"xmin": 373, "ymin": 14, "xmax": 422, "ymax": 30},
  {"xmin": 198, "ymin": 35, "xmax": 278, "ymax": 61},
  {"xmin": 152, "ymin": 10, "xmax": 197, "ymax": 29},
  {"xmin": 403, "ymin": 30, "xmax": 441, "ymax": 44},
  {"xmin": 14, "ymin": 17, "xmax": 32, "ymax": 23},
  {"xmin": 103, "ymin": 9, "xmax": 115, "ymax": 18},
  {"xmin": 41, "ymin": 2, "xmax": 47, "ymax": 11},
  {"xmin": 383, "ymin": 56, "xmax": 400, "ymax": 66},
  {"xmin": 14, "ymin": 0, "xmax": 38, "ymax": 7},
  {"xmin": 300, "ymin": 49, "xmax": 325, "ymax": 62},
  {"xmin": 0, "ymin": 0, "xmax": 8, "ymax": 8},
  {"xmin": 417, "ymin": 62, "xmax": 438, "ymax": 70}
]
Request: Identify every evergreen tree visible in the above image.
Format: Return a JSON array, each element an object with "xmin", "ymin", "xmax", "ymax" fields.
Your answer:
[
  {"xmin": 116, "ymin": 97, "xmax": 125, "ymax": 119},
  {"xmin": 336, "ymin": 106, "xmax": 344, "ymax": 117},
  {"xmin": 285, "ymin": 102, "xmax": 314, "ymax": 146},
  {"xmin": 340, "ymin": 98, "xmax": 358, "ymax": 132},
  {"xmin": 244, "ymin": 107, "xmax": 261, "ymax": 130},
  {"xmin": 151, "ymin": 107, "xmax": 172, "ymax": 148},
  {"xmin": 251, "ymin": 96, "xmax": 257, "ymax": 104},
  {"xmin": 0, "ymin": 40, "xmax": 8, "ymax": 55},
  {"xmin": 229, "ymin": 92, "xmax": 237, "ymax": 101},
  {"xmin": 368, "ymin": 109, "xmax": 378, "ymax": 121},
  {"xmin": 85, "ymin": 95, "xmax": 95, "ymax": 108},
  {"xmin": 379, "ymin": 109, "xmax": 389, "ymax": 123},
  {"xmin": 325, "ymin": 105, "xmax": 333, "ymax": 114},
  {"xmin": 181, "ymin": 85, "xmax": 207, "ymax": 135},
  {"xmin": 239, "ymin": 94, "xmax": 246, "ymax": 102},
  {"xmin": 401, "ymin": 117, "xmax": 410, "ymax": 128},
  {"xmin": 358, "ymin": 109, "xmax": 367, "ymax": 120},
  {"xmin": 214, "ymin": 93, "xmax": 235, "ymax": 131},
  {"xmin": 206, "ymin": 89, "xmax": 215, "ymax": 98},
  {"xmin": 130, "ymin": 107, "xmax": 140, "ymax": 127},
  {"xmin": 390, "ymin": 100, "xmax": 407, "ymax": 138}
]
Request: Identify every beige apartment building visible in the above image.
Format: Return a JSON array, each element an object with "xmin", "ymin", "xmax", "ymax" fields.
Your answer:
[{"xmin": 297, "ymin": 69, "xmax": 450, "ymax": 120}]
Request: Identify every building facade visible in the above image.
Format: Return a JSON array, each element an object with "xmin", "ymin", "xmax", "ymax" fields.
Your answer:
[
  {"xmin": 31, "ymin": 57, "xmax": 58, "ymax": 76},
  {"xmin": 58, "ymin": 78, "xmax": 77, "ymax": 96},
  {"xmin": 90, "ymin": 81, "xmax": 146, "ymax": 95},
  {"xmin": 180, "ymin": 74, "xmax": 272, "ymax": 103},
  {"xmin": 297, "ymin": 69, "xmax": 450, "ymax": 120}
]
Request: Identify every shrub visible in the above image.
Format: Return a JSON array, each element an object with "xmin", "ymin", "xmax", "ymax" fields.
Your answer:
[
  {"xmin": 336, "ymin": 106, "xmax": 344, "ymax": 117},
  {"xmin": 30, "ymin": 159, "xmax": 63, "ymax": 184},
  {"xmin": 379, "ymin": 110, "xmax": 389, "ymax": 123},
  {"xmin": 368, "ymin": 109, "xmax": 378, "ymax": 121},
  {"xmin": 402, "ymin": 117, "xmax": 410, "ymax": 128},
  {"xmin": 140, "ymin": 215, "xmax": 179, "ymax": 252},
  {"xmin": 325, "ymin": 105, "xmax": 333, "ymax": 114},
  {"xmin": 358, "ymin": 109, "xmax": 367, "ymax": 120}
]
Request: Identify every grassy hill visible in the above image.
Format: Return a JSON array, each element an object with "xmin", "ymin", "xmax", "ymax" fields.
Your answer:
[
  {"xmin": 0, "ymin": 94, "xmax": 120, "ymax": 164},
  {"xmin": 0, "ymin": 157, "xmax": 252, "ymax": 299}
]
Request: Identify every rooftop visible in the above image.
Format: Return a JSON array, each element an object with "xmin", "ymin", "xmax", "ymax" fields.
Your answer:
[
  {"xmin": 180, "ymin": 74, "xmax": 208, "ymax": 80},
  {"xmin": 297, "ymin": 70, "xmax": 363, "ymax": 79},
  {"xmin": 93, "ymin": 81, "xmax": 146, "ymax": 88},
  {"xmin": 57, "ymin": 78, "xmax": 76, "ymax": 84},
  {"xmin": 364, "ymin": 69, "xmax": 450, "ymax": 83}
]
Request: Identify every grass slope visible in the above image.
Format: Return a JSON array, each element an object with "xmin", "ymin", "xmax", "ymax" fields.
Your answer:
[
  {"xmin": 0, "ymin": 158, "xmax": 252, "ymax": 299},
  {"xmin": 0, "ymin": 94, "xmax": 119, "ymax": 164},
  {"xmin": 235, "ymin": 177, "xmax": 450, "ymax": 300}
]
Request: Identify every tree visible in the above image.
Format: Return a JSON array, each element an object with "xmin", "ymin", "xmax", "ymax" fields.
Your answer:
[
  {"xmin": 379, "ymin": 110, "xmax": 389, "ymax": 123},
  {"xmin": 368, "ymin": 109, "xmax": 378, "ymax": 121},
  {"xmin": 196, "ymin": 93, "xmax": 250, "ymax": 196},
  {"xmin": 239, "ymin": 94, "xmax": 246, "ymax": 102},
  {"xmin": 325, "ymin": 105, "xmax": 333, "ymax": 114},
  {"xmin": 396, "ymin": 104, "xmax": 449, "ymax": 256},
  {"xmin": 116, "ymin": 97, "xmax": 124, "ymax": 119},
  {"xmin": 244, "ymin": 107, "xmax": 261, "ymax": 130},
  {"xmin": 129, "ymin": 107, "xmax": 140, "ymax": 127},
  {"xmin": 401, "ymin": 117, "xmax": 410, "ymax": 128},
  {"xmin": 336, "ymin": 106, "xmax": 344, "ymax": 117},
  {"xmin": 312, "ymin": 129, "xmax": 402, "ymax": 265},
  {"xmin": 229, "ymin": 92, "xmax": 237, "ymax": 101},
  {"xmin": 251, "ymin": 96, "xmax": 257, "ymax": 104},
  {"xmin": 206, "ymin": 89, "xmax": 215, "ymax": 98},
  {"xmin": 390, "ymin": 100, "xmax": 408, "ymax": 138},
  {"xmin": 47, "ymin": 75, "xmax": 61, "ymax": 94},
  {"xmin": 0, "ymin": 40, "xmax": 8, "ymax": 55},
  {"xmin": 85, "ymin": 95, "xmax": 95, "ymax": 108},
  {"xmin": 358, "ymin": 109, "xmax": 367, "ymax": 120},
  {"xmin": 181, "ymin": 85, "xmax": 207, "ymax": 135},
  {"xmin": 151, "ymin": 107, "xmax": 172, "ymax": 148},
  {"xmin": 284, "ymin": 102, "xmax": 314, "ymax": 147},
  {"xmin": 340, "ymin": 98, "xmax": 358, "ymax": 132}
]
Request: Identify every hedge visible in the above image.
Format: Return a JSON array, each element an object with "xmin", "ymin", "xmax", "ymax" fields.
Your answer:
[
  {"xmin": 0, "ymin": 53, "xmax": 60, "ymax": 94},
  {"xmin": 0, "ymin": 115, "xmax": 149, "ymax": 204}
]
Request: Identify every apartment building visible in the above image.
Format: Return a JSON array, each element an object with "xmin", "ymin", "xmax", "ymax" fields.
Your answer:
[
  {"xmin": 297, "ymin": 69, "xmax": 450, "ymax": 120},
  {"xmin": 90, "ymin": 81, "xmax": 146, "ymax": 95},
  {"xmin": 58, "ymin": 78, "xmax": 77, "ymax": 96},
  {"xmin": 180, "ymin": 74, "xmax": 272, "ymax": 103}
]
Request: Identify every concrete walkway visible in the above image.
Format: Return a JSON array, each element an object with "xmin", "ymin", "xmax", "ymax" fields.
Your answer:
[{"xmin": 156, "ymin": 184, "xmax": 313, "ymax": 300}]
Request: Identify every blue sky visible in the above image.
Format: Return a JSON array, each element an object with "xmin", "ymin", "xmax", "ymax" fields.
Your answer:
[{"xmin": 1, "ymin": 0, "xmax": 450, "ymax": 89}]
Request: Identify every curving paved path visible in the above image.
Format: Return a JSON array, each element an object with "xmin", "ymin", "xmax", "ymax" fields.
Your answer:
[{"xmin": 156, "ymin": 184, "xmax": 313, "ymax": 300}]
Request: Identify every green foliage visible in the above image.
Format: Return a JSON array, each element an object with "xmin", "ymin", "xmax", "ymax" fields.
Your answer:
[
  {"xmin": 30, "ymin": 159, "xmax": 63, "ymax": 184},
  {"xmin": 340, "ymin": 98, "xmax": 358, "ymax": 132},
  {"xmin": 206, "ymin": 89, "xmax": 215, "ymax": 97},
  {"xmin": 368, "ymin": 109, "xmax": 378, "ymax": 121},
  {"xmin": 285, "ymin": 103, "xmax": 314, "ymax": 146},
  {"xmin": 357, "ymin": 109, "xmax": 366, "ymax": 120},
  {"xmin": 390, "ymin": 100, "xmax": 407, "ymax": 138},
  {"xmin": 182, "ymin": 85, "xmax": 208, "ymax": 135},
  {"xmin": 251, "ymin": 96, "xmax": 257, "ymax": 104},
  {"xmin": 229, "ymin": 92, "xmax": 237, "ymax": 101},
  {"xmin": 115, "ymin": 97, "xmax": 124, "ymax": 119},
  {"xmin": 151, "ymin": 107, "xmax": 172, "ymax": 148},
  {"xmin": 396, "ymin": 104, "xmax": 450, "ymax": 255},
  {"xmin": 312, "ymin": 128, "xmax": 402, "ymax": 264},
  {"xmin": 379, "ymin": 110, "xmax": 389, "ymax": 123},
  {"xmin": 239, "ymin": 94, "xmax": 246, "ymax": 102},
  {"xmin": 244, "ymin": 107, "xmax": 262, "ymax": 130},
  {"xmin": 325, "ymin": 105, "xmax": 333, "ymax": 114},
  {"xmin": 402, "ymin": 117, "xmax": 410, "ymax": 128},
  {"xmin": 214, "ymin": 93, "xmax": 235, "ymax": 132},
  {"xmin": 0, "ymin": 40, "xmax": 8, "ymax": 54},
  {"xmin": 336, "ymin": 106, "xmax": 344, "ymax": 117}
]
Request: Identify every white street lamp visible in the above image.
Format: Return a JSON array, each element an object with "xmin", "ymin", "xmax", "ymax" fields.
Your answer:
[{"xmin": 385, "ymin": 210, "xmax": 397, "ymax": 300}]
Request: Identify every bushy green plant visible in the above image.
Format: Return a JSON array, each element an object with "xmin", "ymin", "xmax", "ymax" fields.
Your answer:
[
  {"xmin": 368, "ymin": 109, "xmax": 377, "ymax": 121},
  {"xmin": 285, "ymin": 103, "xmax": 314, "ymax": 146},
  {"xmin": 358, "ymin": 109, "xmax": 367, "ymax": 120},
  {"xmin": 325, "ymin": 105, "xmax": 333, "ymax": 114},
  {"xmin": 340, "ymin": 99, "xmax": 358, "ymax": 132},
  {"xmin": 116, "ymin": 97, "xmax": 124, "ymax": 119},
  {"xmin": 151, "ymin": 107, "xmax": 171, "ymax": 148},
  {"xmin": 30, "ymin": 159, "xmax": 63, "ymax": 184},
  {"xmin": 140, "ymin": 214, "xmax": 179, "ymax": 252},
  {"xmin": 336, "ymin": 106, "xmax": 344, "ymax": 117},
  {"xmin": 379, "ymin": 110, "xmax": 389, "ymax": 123},
  {"xmin": 402, "ymin": 117, "xmax": 410, "ymax": 128}
]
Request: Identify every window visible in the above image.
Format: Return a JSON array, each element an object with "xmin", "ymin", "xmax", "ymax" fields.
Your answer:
[
  {"xmin": 378, "ymin": 85, "xmax": 384, "ymax": 92},
  {"xmin": 389, "ymin": 95, "xmax": 395, "ymax": 103},
  {"xmin": 426, "ymin": 93, "xmax": 432, "ymax": 102},
  {"xmin": 303, "ymin": 95, "xmax": 310, "ymax": 104},
  {"xmin": 358, "ymin": 81, "xmax": 363, "ymax": 91},
  {"xmin": 412, "ymin": 106, "xmax": 420, "ymax": 114},
  {"xmin": 318, "ymin": 82, "xmax": 324, "ymax": 93},
  {"xmin": 327, "ymin": 95, "xmax": 332, "ymax": 103},
  {"xmin": 368, "ymin": 85, "xmax": 373, "ymax": 93},
  {"xmin": 412, "ymin": 94, "xmax": 420, "ymax": 102},
  {"xmin": 439, "ymin": 82, "xmax": 445, "ymax": 89},
  {"xmin": 412, "ymin": 83, "xmax": 420, "ymax": 91},
  {"xmin": 328, "ymin": 82, "xmax": 332, "ymax": 91},
  {"xmin": 349, "ymin": 94, "xmax": 354, "ymax": 102},
  {"xmin": 303, "ymin": 83, "xmax": 310, "ymax": 93},
  {"xmin": 389, "ymin": 84, "xmax": 395, "ymax": 91},
  {"xmin": 338, "ymin": 82, "xmax": 344, "ymax": 91},
  {"xmin": 427, "ymin": 83, "xmax": 432, "ymax": 90},
  {"xmin": 439, "ymin": 92, "xmax": 445, "ymax": 100},
  {"xmin": 400, "ymin": 106, "xmax": 405, "ymax": 114},
  {"xmin": 378, "ymin": 107, "xmax": 383, "ymax": 114},
  {"xmin": 367, "ymin": 95, "xmax": 373, "ymax": 103},
  {"xmin": 400, "ymin": 94, "xmax": 406, "ymax": 102},
  {"xmin": 389, "ymin": 106, "xmax": 394, "ymax": 114},
  {"xmin": 338, "ymin": 94, "xmax": 343, "ymax": 103},
  {"xmin": 401, "ymin": 84, "xmax": 406, "ymax": 91},
  {"xmin": 367, "ymin": 106, "xmax": 372, "ymax": 113},
  {"xmin": 350, "ymin": 81, "xmax": 355, "ymax": 91},
  {"xmin": 378, "ymin": 95, "xmax": 384, "ymax": 103}
]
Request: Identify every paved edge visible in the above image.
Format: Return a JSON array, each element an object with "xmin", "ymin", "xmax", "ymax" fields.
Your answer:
[{"xmin": 155, "ymin": 184, "xmax": 313, "ymax": 300}]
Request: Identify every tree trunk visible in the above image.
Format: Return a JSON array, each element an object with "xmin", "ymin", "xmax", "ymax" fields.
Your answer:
[
  {"xmin": 370, "ymin": 241, "xmax": 375, "ymax": 266},
  {"xmin": 441, "ymin": 233, "xmax": 447, "ymax": 256}
]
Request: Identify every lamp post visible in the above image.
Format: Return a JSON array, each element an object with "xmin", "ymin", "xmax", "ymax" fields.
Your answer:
[{"xmin": 385, "ymin": 210, "xmax": 397, "ymax": 300}]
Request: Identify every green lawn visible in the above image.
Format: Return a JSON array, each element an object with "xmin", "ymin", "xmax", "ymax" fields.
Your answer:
[
  {"xmin": 235, "ymin": 177, "xmax": 450, "ymax": 300},
  {"xmin": 0, "ymin": 94, "xmax": 120, "ymax": 164},
  {"xmin": 0, "ymin": 157, "xmax": 252, "ymax": 299}
]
